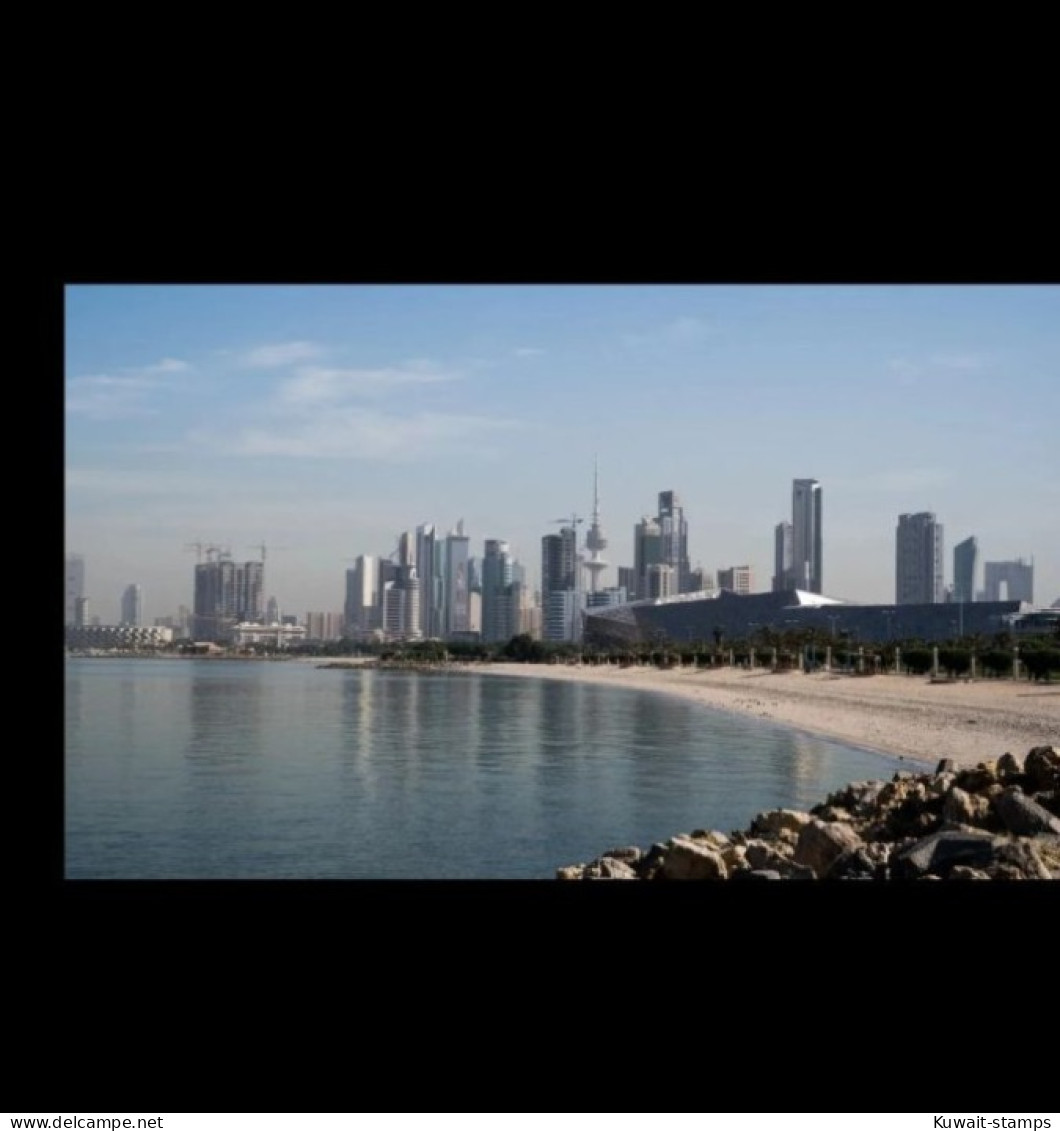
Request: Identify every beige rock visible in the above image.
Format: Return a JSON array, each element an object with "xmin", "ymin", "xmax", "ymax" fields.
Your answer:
[
  {"xmin": 661, "ymin": 837, "xmax": 729, "ymax": 880},
  {"xmin": 750, "ymin": 809, "xmax": 814, "ymax": 836},
  {"xmin": 942, "ymin": 786, "xmax": 991, "ymax": 828},
  {"xmin": 794, "ymin": 819, "xmax": 864, "ymax": 878}
]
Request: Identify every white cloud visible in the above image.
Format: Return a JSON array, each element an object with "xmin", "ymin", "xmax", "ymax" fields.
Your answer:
[
  {"xmin": 70, "ymin": 375, "xmax": 155, "ymax": 389},
  {"xmin": 140, "ymin": 357, "xmax": 190, "ymax": 374},
  {"xmin": 239, "ymin": 341, "xmax": 325, "ymax": 367},
  {"xmin": 66, "ymin": 357, "xmax": 191, "ymax": 419},
  {"xmin": 887, "ymin": 353, "xmax": 986, "ymax": 385},
  {"xmin": 277, "ymin": 364, "xmax": 458, "ymax": 406},
  {"xmin": 514, "ymin": 347, "xmax": 545, "ymax": 358},
  {"xmin": 66, "ymin": 467, "xmax": 221, "ymax": 496},
  {"xmin": 666, "ymin": 316, "xmax": 714, "ymax": 341},
  {"xmin": 225, "ymin": 407, "xmax": 517, "ymax": 460},
  {"xmin": 620, "ymin": 316, "xmax": 715, "ymax": 349},
  {"xmin": 184, "ymin": 355, "xmax": 509, "ymax": 462},
  {"xmin": 66, "ymin": 375, "xmax": 160, "ymax": 420}
]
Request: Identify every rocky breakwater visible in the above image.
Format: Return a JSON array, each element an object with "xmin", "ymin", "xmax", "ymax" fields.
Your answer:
[{"xmin": 557, "ymin": 745, "xmax": 1060, "ymax": 881}]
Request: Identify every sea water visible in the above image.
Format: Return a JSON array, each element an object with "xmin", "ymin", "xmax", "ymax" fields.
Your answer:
[{"xmin": 64, "ymin": 657, "xmax": 907, "ymax": 879}]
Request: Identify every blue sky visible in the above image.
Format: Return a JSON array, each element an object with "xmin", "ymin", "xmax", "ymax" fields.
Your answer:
[{"xmin": 65, "ymin": 284, "xmax": 1059, "ymax": 624}]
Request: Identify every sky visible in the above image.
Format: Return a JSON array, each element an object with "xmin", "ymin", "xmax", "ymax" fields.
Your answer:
[{"xmin": 65, "ymin": 284, "xmax": 1060, "ymax": 625}]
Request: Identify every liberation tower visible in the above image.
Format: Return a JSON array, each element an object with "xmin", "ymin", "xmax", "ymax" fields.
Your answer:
[{"xmin": 584, "ymin": 456, "xmax": 608, "ymax": 593}]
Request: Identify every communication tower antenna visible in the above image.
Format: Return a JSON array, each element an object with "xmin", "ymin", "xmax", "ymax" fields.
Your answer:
[{"xmin": 584, "ymin": 456, "xmax": 608, "ymax": 593}]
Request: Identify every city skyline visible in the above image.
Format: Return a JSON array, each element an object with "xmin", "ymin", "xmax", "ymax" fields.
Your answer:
[{"xmin": 65, "ymin": 284, "xmax": 1059, "ymax": 623}]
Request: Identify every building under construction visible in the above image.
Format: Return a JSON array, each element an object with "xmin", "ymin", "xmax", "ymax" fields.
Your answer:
[{"xmin": 191, "ymin": 548, "xmax": 264, "ymax": 641}]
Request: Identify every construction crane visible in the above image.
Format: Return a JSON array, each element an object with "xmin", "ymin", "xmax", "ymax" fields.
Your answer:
[
  {"xmin": 184, "ymin": 541, "xmax": 226, "ymax": 563},
  {"xmin": 248, "ymin": 542, "xmax": 287, "ymax": 563}
]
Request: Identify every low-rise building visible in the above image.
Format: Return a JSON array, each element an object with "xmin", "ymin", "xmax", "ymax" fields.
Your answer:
[
  {"xmin": 230, "ymin": 622, "xmax": 308, "ymax": 649},
  {"xmin": 584, "ymin": 588, "xmax": 1026, "ymax": 648},
  {"xmin": 65, "ymin": 624, "xmax": 174, "ymax": 650}
]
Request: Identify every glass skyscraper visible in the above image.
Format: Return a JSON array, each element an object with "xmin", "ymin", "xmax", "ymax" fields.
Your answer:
[{"xmin": 791, "ymin": 479, "xmax": 823, "ymax": 594}]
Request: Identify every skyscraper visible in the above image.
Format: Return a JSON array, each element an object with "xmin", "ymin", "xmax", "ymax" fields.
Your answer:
[
  {"xmin": 384, "ymin": 531, "xmax": 421, "ymax": 640},
  {"xmin": 658, "ymin": 490, "xmax": 691, "ymax": 594},
  {"xmin": 443, "ymin": 521, "xmax": 471, "ymax": 638},
  {"xmin": 542, "ymin": 526, "xmax": 579, "ymax": 641},
  {"xmin": 415, "ymin": 523, "xmax": 444, "ymax": 639},
  {"xmin": 772, "ymin": 521, "xmax": 793, "ymax": 592},
  {"xmin": 121, "ymin": 583, "xmax": 143, "ymax": 626},
  {"xmin": 896, "ymin": 512, "xmax": 944, "ymax": 605},
  {"xmin": 953, "ymin": 536, "xmax": 979, "ymax": 605},
  {"xmin": 542, "ymin": 528, "xmax": 577, "ymax": 605},
  {"xmin": 65, "ymin": 554, "xmax": 85, "ymax": 625},
  {"xmin": 984, "ymin": 559, "xmax": 1034, "ymax": 604},
  {"xmin": 632, "ymin": 516, "xmax": 662, "ymax": 602},
  {"xmin": 345, "ymin": 555, "xmax": 378, "ymax": 635},
  {"xmin": 617, "ymin": 566, "xmax": 637, "ymax": 601},
  {"xmin": 481, "ymin": 539, "xmax": 519, "ymax": 643},
  {"xmin": 791, "ymin": 479, "xmax": 822, "ymax": 593}
]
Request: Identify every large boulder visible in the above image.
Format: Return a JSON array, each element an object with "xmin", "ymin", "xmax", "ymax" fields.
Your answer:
[
  {"xmin": 1025, "ymin": 746, "xmax": 1060, "ymax": 791},
  {"xmin": 632, "ymin": 843, "xmax": 670, "ymax": 880},
  {"xmin": 820, "ymin": 780, "xmax": 885, "ymax": 817},
  {"xmin": 744, "ymin": 841, "xmax": 815, "ymax": 879},
  {"xmin": 988, "ymin": 840, "xmax": 1054, "ymax": 880},
  {"xmin": 828, "ymin": 847, "xmax": 887, "ymax": 881},
  {"xmin": 660, "ymin": 837, "xmax": 728, "ymax": 880},
  {"xmin": 794, "ymin": 819, "xmax": 864, "ymax": 878},
  {"xmin": 956, "ymin": 763, "xmax": 1000, "ymax": 792},
  {"xmin": 587, "ymin": 857, "xmax": 639, "ymax": 879},
  {"xmin": 688, "ymin": 829, "xmax": 732, "ymax": 850},
  {"xmin": 996, "ymin": 752, "xmax": 1023, "ymax": 781},
  {"xmin": 942, "ymin": 786, "xmax": 991, "ymax": 828},
  {"xmin": 991, "ymin": 787, "xmax": 1060, "ymax": 836},
  {"xmin": 891, "ymin": 830, "xmax": 997, "ymax": 879},
  {"xmin": 749, "ymin": 809, "xmax": 814, "ymax": 837},
  {"xmin": 556, "ymin": 865, "xmax": 586, "ymax": 880}
]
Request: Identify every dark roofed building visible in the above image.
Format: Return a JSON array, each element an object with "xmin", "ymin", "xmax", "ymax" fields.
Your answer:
[{"xmin": 583, "ymin": 587, "xmax": 1024, "ymax": 649}]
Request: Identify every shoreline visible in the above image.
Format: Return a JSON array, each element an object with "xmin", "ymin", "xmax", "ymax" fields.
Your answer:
[
  {"xmin": 469, "ymin": 663, "xmax": 1060, "ymax": 770},
  {"xmin": 67, "ymin": 651, "xmax": 1058, "ymax": 771}
]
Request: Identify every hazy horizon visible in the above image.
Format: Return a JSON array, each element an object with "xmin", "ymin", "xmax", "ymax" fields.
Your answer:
[{"xmin": 65, "ymin": 283, "xmax": 1059, "ymax": 625}]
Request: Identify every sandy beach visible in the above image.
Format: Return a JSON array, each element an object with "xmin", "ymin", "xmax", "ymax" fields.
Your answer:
[{"xmin": 475, "ymin": 662, "xmax": 1060, "ymax": 769}]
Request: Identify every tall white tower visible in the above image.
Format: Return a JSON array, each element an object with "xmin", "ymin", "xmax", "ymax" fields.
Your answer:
[{"xmin": 584, "ymin": 456, "xmax": 608, "ymax": 593}]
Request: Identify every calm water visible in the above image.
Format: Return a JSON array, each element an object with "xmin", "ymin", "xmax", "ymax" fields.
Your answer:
[{"xmin": 65, "ymin": 657, "xmax": 907, "ymax": 879}]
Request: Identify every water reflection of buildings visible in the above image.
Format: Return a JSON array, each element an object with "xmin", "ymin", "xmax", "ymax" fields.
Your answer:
[
  {"xmin": 786, "ymin": 730, "xmax": 829, "ymax": 808},
  {"xmin": 338, "ymin": 669, "xmax": 376, "ymax": 763},
  {"xmin": 185, "ymin": 667, "xmax": 264, "ymax": 767}
]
